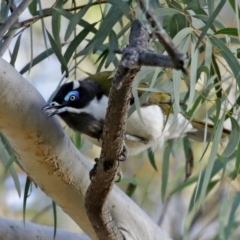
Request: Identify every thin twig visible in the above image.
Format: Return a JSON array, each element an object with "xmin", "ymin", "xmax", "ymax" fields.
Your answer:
[
  {"xmin": 0, "ymin": 1, "xmax": 17, "ymax": 56},
  {"xmin": 0, "ymin": 1, "xmax": 107, "ymax": 30},
  {"xmin": 0, "ymin": 0, "xmax": 33, "ymax": 39},
  {"xmin": 138, "ymin": 0, "xmax": 188, "ymax": 74},
  {"xmin": 85, "ymin": 19, "xmax": 148, "ymax": 240}
]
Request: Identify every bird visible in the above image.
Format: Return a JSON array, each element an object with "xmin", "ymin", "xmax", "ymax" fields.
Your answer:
[{"xmin": 42, "ymin": 71, "xmax": 230, "ymax": 156}]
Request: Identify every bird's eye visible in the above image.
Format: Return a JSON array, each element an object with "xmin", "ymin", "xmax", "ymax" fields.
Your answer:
[
  {"xmin": 70, "ymin": 95, "xmax": 76, "ymax": 101},
  {"xmin": 64, "ymin": 90, "xmax": 80, "ymax": 102}
]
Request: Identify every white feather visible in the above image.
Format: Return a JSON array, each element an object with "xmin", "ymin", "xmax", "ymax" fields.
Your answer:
[
  {"xmin": 73, "ymin": 81, "xmax": 80, "ymax": 90},
  {"xmin": 57, "ymin": 96, "xmax": 108, "ymax": 120},
  {"xmin": 79, "ymin": 99, "xmax": 196, "ymax": 155}
]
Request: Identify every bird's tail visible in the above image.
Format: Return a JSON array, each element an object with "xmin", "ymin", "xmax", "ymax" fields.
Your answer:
[{"xmin": 187, "ymin": 119, "xmax": 230, "ymax": 142}]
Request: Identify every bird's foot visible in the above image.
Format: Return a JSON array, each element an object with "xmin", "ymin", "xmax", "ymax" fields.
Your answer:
[
  {"xmin": 89, "ymin": 158, "xmax": 99, "ymax": 181},
  {"xmin": 89, "ymin": 158, "xmax": 123, "ymax": 182},
  {"xmin": 125, "ymin": 134, "xmax": 148, "ymax": 145},
  {"xmin": 117, "ymin": 143, "xmax": 128, "ymax": 162}
]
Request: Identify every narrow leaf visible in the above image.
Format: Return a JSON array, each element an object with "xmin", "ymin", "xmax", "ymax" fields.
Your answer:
[
  {"xmin": 52, "ymin": 0, "xmax": 64, "ymax": 47},
  {"xmin": 28, "ymin": 0, "xmax": 38, "ymax": 16},
  {"xmin": 54, "ymin": 8, "xmax": 97, "ymax": 34},
  {"xmin": 20, "ymin": 47, "xmax": 64, "ymax": 74},
  {"xmin": 161, "ymin": 140, "xmax": 173, "ymax": 201},
  {"xmin": 46, "ymin": 30, "xmax": 68, "ymax": 75},
  {"xmin": 196, "ymin": 0, "xmax": 226, "ymax": 48},
  {"xmin": 215, "ymin": 28, "xmax": 239, "ymax": 36},
  {"xmin": 23, "ymin": 177, "xmax": 32, "ymax": 223},
  {"xmin": 10, "ymin": 34, "xmax": 22, "ymax": 67},
  {"xmin": 225, "ymin": 192, "xmax": 240, "ymax": 239},
  {"xmin": 209, "ymin": 35, "xmax": 240, "ymax": 90},
  {"xmin": 222, "ymin": 117, "xmax": 239, "ymax": 158},
  {"xmin": 147, "ymin": 148, "xmax": 158, "ymax": 171},
  {"xmin": 230, "ymin": 141, "xmax": 240, "ymax": 180},
  {"xmin": 64, "ymin": 4, "xmax": 90, "ymax": 41},
  {"xmin": 105, "ymin": 30, "xmax": 118, "ymax": 68},
  {"xmin": 52, "ymin": 201, "xmax": 57, "ymax": 239}
]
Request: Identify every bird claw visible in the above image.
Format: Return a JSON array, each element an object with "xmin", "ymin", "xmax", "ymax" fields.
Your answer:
[
  {"xmin": 89, "ymin": 158, "xmax": 99, "ymax": 181},
  {"xmin": 118, "ymin": 144, "xmax": 128, "ymax": 162},
  {"xmin": 89, "ymin": 150, "xmax": 125, "ymax": 182}
]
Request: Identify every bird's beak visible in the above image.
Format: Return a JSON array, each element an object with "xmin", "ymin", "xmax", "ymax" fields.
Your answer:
[{"xmin": 42, "ymin": 102, "xmax": 63, "ymax": 118}]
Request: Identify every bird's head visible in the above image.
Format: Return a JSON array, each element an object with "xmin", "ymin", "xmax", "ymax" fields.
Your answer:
[{"xmin": 42, "ymin": 80, "xmax": 102, "ymax": 118}]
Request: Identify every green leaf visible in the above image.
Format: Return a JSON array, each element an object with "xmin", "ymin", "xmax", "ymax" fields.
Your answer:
[
  {"xmin": 183, "ymin": 137, "xmax": 194, "ymax": 179},
  {"xmin": 52, "ymin": 201, "xmax": 57, "ymax": 239},
  {"xmin": 105, "ymin": 30, "xmax": 118, "ymax": 68},
  {"xmin": 107, "ymin": 0, "xmax": 131, "ymax": 16},
  {"xmin": 228, "ymin": 0, "xmax": 240, "ymax": 19},
  {"xmin": 225, "ymin": 192, "xmax": 240, "ymax": 239},
  {"xmin": 0, "ymin": 134, "xmax": 21, "ymax": 197},
  {"xmin": 28, "ymin": 0, "xmax": 38, "ymax": 16},
  {"xmin": 196, "ymin": 0, "xmax": 226, "ymax": 48},
  {"xmin": 168, "ymin": 13, "xmax": 188, "ymax": 38},
  {"xmin": 189, "ymin": 153, "xmax": 235, "ymax": 212},
  {"xmin": 54, "ymin": 8, "xmax": 97, "ymax": 34},
  {"xmin": 64, "ymin": 4, "xmax": 91, "ymax": 41},
  {"xmin": 161, "ymin": 140, "xmax": 173, "ymax": 201},
  {"xmin": 222, "ymin": 117, "xmax": 239, "ymax": 158},
  {"xmin": 0, "ymin": 0, "xmax": 10, "ymax": 21},
  {"xmin": 37, "ymin": 0, "xmax": 48, "ymax": 51},
  {"xmin": 46, "ymin": 30, "xmax": 68, "ymax": 75},
  {"xmin": 169, "ymin": 176, "xmax": 198, "ymax": 197},
  {"xmin": 172, "ymin": 27, "xmax": 193, "ymax": 47},
  {"xmin": 96, "ymin": 49, "xmax": 108, "ymax": 72},
  {"xmin": 172, "ymin": 69, "xmax": 181, "ymax": 112},
  {"xmin": 207, "ymin": 0, "xmax": 214, "ymax": 15},
  {"xmin": 92, "ymin": 6, "xmax": 123, "ymax": 53},
  {"xmin": 52, "ymin": 0, "xmax": 64, "ymax": 48},
  {"xmin": 155, "ymin": 7, "xmax": 179, "ymax": 17},
  {"xmin": 186, "ymin": 0, "xmax": 207, "ymax": 10},
  {"xmin": 4, "ymin": 154, "xmax": 17, "ymax": 174},
  {"xmin": 23, "ymin": 177, "xmax": 32, "ymax": 223},
  {"xmin": 211, "ymin": 53, "xmax": 222, "ymax": 99},
  {"xmin": 147, "ymin": 148, "xmax": 158, "ymax": 171},
  {"xmin": 10, "ymin": 34, "xmax": 22, "ymax": 67},
  {"xmin": 209, "ymin": 35, "xmax": 240, "ymax": 90},
  {"xmin": 215, "ymin": 28, "xmax": 239, "ymax": 36},
  {"xmin": 62, "ymin": 27, "xmax": 91, "ymax": 73},
  {"xmin": 20, "ymin": 46, "xmax": 64, "ymax": 74},
  {"xmin": 198, "ymin": 101, "xmax": 225, "ymax": 205},
  {"xmin": 187, "ymin": 37, "xmax": 198, "ymax": 111},
  {"xmin": 230, "ymin": 141, "xmax": 240, "ymax": 180}
]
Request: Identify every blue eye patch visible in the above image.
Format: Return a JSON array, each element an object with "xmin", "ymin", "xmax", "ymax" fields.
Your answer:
[{"xmin": 64, "ymin": 90, "xmax": 80, "ymax": 101}]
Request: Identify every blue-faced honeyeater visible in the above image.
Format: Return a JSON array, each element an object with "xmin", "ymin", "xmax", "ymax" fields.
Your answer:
[{"xmin": 42, "ymin": 71, "xmax": 230, "ymax": 155}]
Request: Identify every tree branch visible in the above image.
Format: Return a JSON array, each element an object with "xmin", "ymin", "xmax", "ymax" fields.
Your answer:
[
  {"xmin": 0, "ymin": 56, "xmax": 172, "ymax": 240},
  {"xmin": 0, "ymin": 0, "xmax": 33, "ymax": 39},
  {"xmin": 85, "ymin": 19, "xmax": 149, "ymax": 240},
  {"xmin": 0, "ymin": 1, "xmax": 107, "ymax": 31},
  {"xmin": 0, "ymin": 217, "xmax": 90, "ymax": 240},
  {"xmin": 138, "ymin": 0, "xmax": 188, "ymax": 74}
]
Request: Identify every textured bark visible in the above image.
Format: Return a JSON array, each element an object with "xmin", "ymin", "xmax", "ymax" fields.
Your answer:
[
  {"xmin": 85, "ymin": 20, "xmax": 148, "ymax": 240},
  {"xmin": 138, "ymin": 0, "xmax": 188, "ymax": 74},
  {"xmin": 0, "ymin": 56, "xmax": 172, "ymax": 240}
]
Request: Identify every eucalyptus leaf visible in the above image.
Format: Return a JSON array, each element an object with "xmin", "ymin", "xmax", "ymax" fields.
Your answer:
[{"xmin": 196, "ymin": 0, "xmax": 226, "ymax": 48}]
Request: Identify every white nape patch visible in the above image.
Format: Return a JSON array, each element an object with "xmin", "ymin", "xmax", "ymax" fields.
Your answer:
[
  {"xmin": 72, "ymin": 81, "xmax": 80, "ymax": 90},
  {"xmin": 57, "ymin": 96, "xmax": 109, "ymax": 120}
]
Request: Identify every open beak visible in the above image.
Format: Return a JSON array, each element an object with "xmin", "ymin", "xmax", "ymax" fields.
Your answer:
[{"xmin": 42, "ymin": 102, "xmax": 63, "ymax": 118}]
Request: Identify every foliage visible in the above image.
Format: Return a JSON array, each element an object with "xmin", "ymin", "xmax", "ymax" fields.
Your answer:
[{"xmin": 1, "ymin": 0, "xmax": 240, "ymax": 239}]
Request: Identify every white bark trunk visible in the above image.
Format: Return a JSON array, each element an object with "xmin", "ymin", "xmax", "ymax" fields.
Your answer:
[
  {"xmin": 0, "ymin": 217, "xmax": 90, "ymax": 240},
  {"xmin": 0, "ymin": 57, "xmax": 171, "ymax": 240}
]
